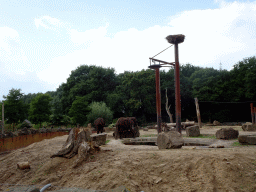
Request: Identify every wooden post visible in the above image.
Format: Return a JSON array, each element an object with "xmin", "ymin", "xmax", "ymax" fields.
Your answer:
[
  {"xmin": 254, "ymin": 107, "xmax": 256, "ymax": 125},
  {"xmin": 195, "ymin": 98, "xmax": 202, "ymax": 128},
  {"xmin": 1, "ymin": 103, "xmax": 3, "ymax": 134},
  {"xmin": 250, "ymin": 103, "xmax": 255, "ymax": 125}
]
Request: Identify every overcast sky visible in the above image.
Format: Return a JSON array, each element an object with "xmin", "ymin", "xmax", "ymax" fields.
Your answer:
[{"xmin": 1, "ymin": 0, "xmax": 256, "ymax": 101}]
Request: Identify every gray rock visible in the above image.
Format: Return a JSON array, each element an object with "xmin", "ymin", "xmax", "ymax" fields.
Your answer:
[
  {"xmin": 157, "ymin": 131, "xmax": 184, "ymax": 150},
  {"xmin": 246, "ymin": 136, "xmax": 256, "ymax": 145},
  {"xmin": 215, "ymin": 128, "xmax": 239, "ymax": 140},
  {"xmin": 186, "ymin": 125, "xmax": 200, "ymax": 137},
  {"xmin": 90, "ymin": 133, "xmax": 107, "ymax": 146},
  {"xmin": 238, "ymin": 135, "xmax": 248, "ymax": 143}
]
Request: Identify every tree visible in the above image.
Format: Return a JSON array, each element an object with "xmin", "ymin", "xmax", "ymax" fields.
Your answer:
[
  {"xmin": 68, "ymin": 96, "xmax": 91, "ymax": 126},
  {"xmin": 3, "ymin": 88, "xmax": 27, "ymax": 130},
  {"xmin": 29, "ymin": 93, "xmax": 52, "ymax": 127},
  {"xmin": 61, "ymin": 65, "xmax": 118, "ymax": 114},
  {"xmin": 86, "ymin": 102, "xmax": 113, "ymax": 125}
]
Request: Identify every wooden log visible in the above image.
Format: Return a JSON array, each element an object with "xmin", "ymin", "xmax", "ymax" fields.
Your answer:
[
  {"xmin": 157, "ymin": 131, "xmax": 184, "ymax": 149},
  {"xmin": 17, "ymin": 162, "xmax": 30, "ymax": 170},
  {"xmin": 166, "ymin": 121, "xmax": 195, "ymax": 127}
]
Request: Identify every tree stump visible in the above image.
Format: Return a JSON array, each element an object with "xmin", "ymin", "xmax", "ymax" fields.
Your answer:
[
  {"xmin": 51, "ymin": 127, "xmax": 100, "ymax": 168},
  {"xmin": 157, "ymin": 131, "xmax": 184, "ymax": 150}
]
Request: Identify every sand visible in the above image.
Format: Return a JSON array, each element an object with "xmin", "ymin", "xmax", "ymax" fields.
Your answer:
[{"xmin": 1, "ymin": 128, "xmax": 256, "ymax": 192}]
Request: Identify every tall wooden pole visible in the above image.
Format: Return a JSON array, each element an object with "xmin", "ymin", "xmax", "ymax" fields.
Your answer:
[
  {"xmin": 195, "ymin": 98, "xmax": 202, "ymax": 128},
  {"xmin": 2, "ymin": 103, "xmax": 4, "ymax": 134},
  {"xmin": 174, "ymin": 43, "xmax": 182, "ymax": 133},
  {"xmin": 155, "ymin": 67, "xmax": 162, "ymax": 133},
  {"xmin": 254, "ymin": 107, "xmax": 256, "ymax": 125},
  {"xmin": 250, "ymin": 103, "xmax": 255, "ymax": 125}
]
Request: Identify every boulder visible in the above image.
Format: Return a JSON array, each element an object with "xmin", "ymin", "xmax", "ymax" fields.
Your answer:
[
  {"xmin": 186, "ymin": 125, "xmax": 200, "ymax": 137},
  {"xmin": 143, "ymin": 128, "xmax": 149, "ymax": 131},
  {"xmin": 238, "ymin": 135, "xmax": 248, "ymax": 144},
  {"xmin": 90, "ymin": 133, "xmax": 107, "ymax": 146},
  {"xmin": 213, "ymin": 120, "xmax": 220, "ymax": 126},
  {"xmin": 242, "ymin": 124, "xmax": 256, "ymax": 131},
  {"xmin": 157, "ymin": 131, "xmax": 184, "ymax": 150},
  {"xmin": 246, "ymin": 136, "xmax": 256, "ymax": 145},
  {"xmin": 215, "ymin": 128, "xmax": 239, "ymax": 140}
]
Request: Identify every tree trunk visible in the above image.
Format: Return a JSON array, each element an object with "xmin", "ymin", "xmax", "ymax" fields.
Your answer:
[
  {"xmin": 51, "ymin": 127, "xmax": 100, "ymax": 168},
  {"xmin": 165, "ymin": 89, "xmax": 173, "ymax": 123}
]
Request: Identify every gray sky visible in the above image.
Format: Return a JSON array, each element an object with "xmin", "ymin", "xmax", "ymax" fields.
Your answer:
[{"xmin": 1, "ymin": 0, "xmax": 256, "ymax": 100}]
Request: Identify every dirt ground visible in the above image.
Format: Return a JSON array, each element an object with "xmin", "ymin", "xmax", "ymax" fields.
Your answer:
[{"xmin": 1, "ymin": 127, "xmax": 256, "ymax": 192}]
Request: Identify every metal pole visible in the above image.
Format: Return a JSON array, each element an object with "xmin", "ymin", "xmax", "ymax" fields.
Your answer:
[
  {"xmin": 2, "ymin": 103, "xmax": 4, "ymax": 134},
  {"xmin": 250, "ymin": 103, "xmax": 254, "ymax": 125},
  {"xmin": 174, "ymin": 43, "xmax": 181, "ymax": 133},
  {"xmin": 155, "ymin": 67, "xmax": 162, "ymax": 133},
  {"xmin": 195, "ymin": 98, "xmax": 202, "ymax": 128},
  {"xmin": 254, "ymin": 107, "xmax": 256, "ymax": 125}
]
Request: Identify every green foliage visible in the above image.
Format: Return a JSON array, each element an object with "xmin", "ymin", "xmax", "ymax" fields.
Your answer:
[
  {"xmin": 86, "ymin": 102, "xmax": 113, "ymax": 125},
  {"xmin": 68, "ymin": 96, "xmax": 91, "ymax": 126},
  {"xmin": 3, "ymin": 88, "xmax": 27, "ymax": 126},
  {"xmin": 29, "ymin": 93, "xmax": 52, "ymax": 127},
  {"xmin": 61, "ymin": 65, "xmax": 117, "ymax": 114}
]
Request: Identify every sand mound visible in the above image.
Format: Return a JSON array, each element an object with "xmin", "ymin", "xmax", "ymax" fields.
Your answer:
[{"xmin": 1, "ymin": 132, "xmax": 256, "ymax": 191}]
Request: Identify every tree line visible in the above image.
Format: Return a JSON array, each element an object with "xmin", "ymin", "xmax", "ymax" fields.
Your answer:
[{"xmin": 1, "ymin": 56, "xmax": 256, "ymax": 129}]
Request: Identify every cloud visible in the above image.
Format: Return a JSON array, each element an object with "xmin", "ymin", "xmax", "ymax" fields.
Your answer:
[
  {"xmin": 0, "ymin": 27, "xmax": 28, "ymax": 75},
  {"xmin": 38, "ymin": 1, "xmax": 256, "ymax": 87},
  {"xmin": 70, "ymin": 23, "xmax": 109, "ymax": 44},
  {"xmin": 34, "ymin": 16, "xmax": 64, "ymax": 30}
]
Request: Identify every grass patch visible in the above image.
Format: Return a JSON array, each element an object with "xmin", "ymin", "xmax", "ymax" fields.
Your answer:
[
  {"xmin": 184, "ymin": 134, "xmax": 216, "ymax": 139},
  {"xmin": 232, "ymin": 141, "xmax": 249, "ymax": 147},
  {"xmin": 140, "ymin": 134, "xmax": 157, "ymax": 137},
  {"xmin": 105, "ymin": 140, "xmax": 110, "ymax": 144}
]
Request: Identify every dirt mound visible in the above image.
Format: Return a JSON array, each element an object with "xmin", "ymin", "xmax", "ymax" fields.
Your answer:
[{"xmin": 1, "ymin": 131, "xmax": 256, "ymax": 191}]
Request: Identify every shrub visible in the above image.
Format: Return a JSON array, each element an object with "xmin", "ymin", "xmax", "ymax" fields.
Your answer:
[{"xmin": 87, "ymin": 102, "xmax": 113, "ymax": 126}]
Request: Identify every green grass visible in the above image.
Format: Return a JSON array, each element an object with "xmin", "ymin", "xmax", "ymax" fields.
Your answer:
[
  {"xmin": 105, "ymin": 140, "xmax": 110, "ymax": 144},
  {"xmin": 232, "ymin": 141, "xmax": 249, "ymax": 147},
  {"xmin": 184, "ymin": 134, "xmax": 216, "ymax": 139}
]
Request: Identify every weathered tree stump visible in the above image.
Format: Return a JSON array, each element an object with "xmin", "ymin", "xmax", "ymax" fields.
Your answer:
[
  {"xmin": 51, "ymin": 127, "xmax": 100, "ymax": 168},
  {"xmin": 157, "ymin": 131, "xmax": 184, "ymax": 150}
]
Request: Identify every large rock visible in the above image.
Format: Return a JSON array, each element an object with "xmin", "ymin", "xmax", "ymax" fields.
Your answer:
[
  {"xmin": 90, "ymin": 133, "xmax": 107, "ymax": 146},
  {"xmin": 242, "ymin": 124, "xmax": 256, "ymax": 131},
  {"xmin": 238, "ymin": 135, "xmax": 248, "ymax": 144},
  {"xmin": 157, "ymin": 131, "xmax": 184, "ymax": 150},
  {"xmin": 186, "ymin": 125, "xmax": 200, "ymax": 137},
  {"xmin": 246, "ymin": 136, "xmax": 256, "ymax": 145},
  {"xmin": 213, "ymin": 120, "xmax": 220, "ymax": 126},
  {"xmin": 215, "ymin": 128, "xmax": 239, "ymax": 140}
]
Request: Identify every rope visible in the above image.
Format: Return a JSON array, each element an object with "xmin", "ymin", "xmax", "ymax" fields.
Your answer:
[{"xmin": 152, "ymin": 45, "xmax": 173, "ymax": 58}]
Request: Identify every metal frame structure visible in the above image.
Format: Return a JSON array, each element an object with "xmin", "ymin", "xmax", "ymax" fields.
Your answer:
[{"xmin": 148, "ymin": 34, "xmax": 185, "ymax": 134}]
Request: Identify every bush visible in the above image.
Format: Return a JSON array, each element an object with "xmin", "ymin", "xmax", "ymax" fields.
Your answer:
[{"xmin": 87, "ymin": 102, "xmax": 113, "ymax": 126}]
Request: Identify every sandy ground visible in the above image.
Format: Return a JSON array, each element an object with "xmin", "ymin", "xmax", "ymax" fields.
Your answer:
[{"xmin": 1, "ymin": 127, "xmax": 256, "ymax": 192}]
